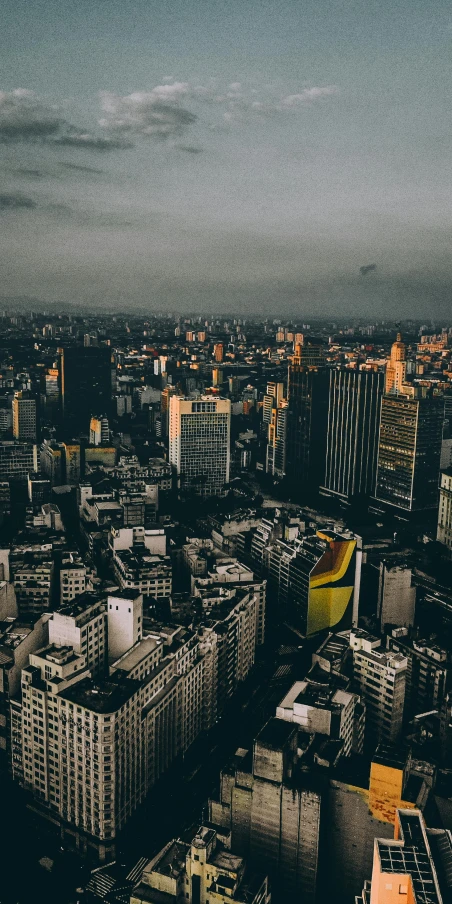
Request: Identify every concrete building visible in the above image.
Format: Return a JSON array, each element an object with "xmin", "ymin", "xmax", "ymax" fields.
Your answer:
[
  {"xmin": 112, "ymin": 548, "xmax": 172, "ymax": 598},
  {"xmin": 107, "ymin": 591, "xmax": 143, "ymax": 661},
  {"xmin": 276, "ymin": 679, "xmax": 364, "ymax": 758},
  {"xmin": 89, "ymin": 415, "xmax": 110, "ymax": 446},
  {"xmin": 387, "ymin": 628, "xmax": 449, "ymax": 721},
  {"xmin": 131, "ymin": 826, "xmax": 271, "ymax": 904},
  {"xmin": 377, "ymin": 561, "xmax": 416, "ymax": 631},
  {"xmin": 0, "ymin": 614, "xmax": 48, "ymax": 766},
  {"xmin": 437, "ymin": 468, "xmax": 452, "ymax": 550},
  {"xmin": 208, "ymin": 720, "xmax": 321, "ymax": 904},
  {"xmin": 0, "ymin": 441, "xmax": 38, "ymax": 479},
  {"xmin": 169, "ymin": 395, "xmax": 231, "ymax": 497},
  {"xmin": 351, "ymin": 630, "xmax": 407, "ymax": 743},
  {"xmin": 12, "ymin": 392, "xmax": 37, "ymax": 441},
  {"xmin": 49, "ymin": 594, "xmax": 107, "ymax": 676},
  {"xmin": 59, "ymin": 556, "xmax": 87, "ymax": 604}
]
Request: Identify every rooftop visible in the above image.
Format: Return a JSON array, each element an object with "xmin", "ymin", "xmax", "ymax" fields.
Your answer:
[
  {"xmin": 60, "ymin": 674, "xmax": 141, "ymax": 713},
  {"xmin": 376, "ymin": 810, "xmax": 445, "ymax": 904},
  {"xmin": 255, "ymin": 716, "xmax": 297, "ymax": 751}
]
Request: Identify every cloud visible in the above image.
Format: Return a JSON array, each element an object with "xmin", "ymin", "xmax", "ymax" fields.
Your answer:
[
  {"xmin": 59, "ymin": 162, "xmax": 104, "ymax": 174},
  {"xmin": 51, "ymin": 128, "xmax": 132, "ymax": 151},
  {"xmin": 176, "ymin": 145, "xmax": 203, "ymax": 154},
  {"xmin": 0, "ymin": 192, "xmax": 37, "ymax": 210},
  {"xmin": 0, "ymin": 89, "xmax": 64, "ymax": 142},
  {"xmin": 281, "ymin": 86, "xmax": 339, "ymax": 107},
  {"xmin": 360, "ymin": 263, "xmax": 377, "ymax": 276},
  {"xmin": 15, "ymin": 167, "xmax": 46, "ymax": 178},
  {"xmin": 98, "ymin": 86, "xmax": 196, "ymax": 139}
]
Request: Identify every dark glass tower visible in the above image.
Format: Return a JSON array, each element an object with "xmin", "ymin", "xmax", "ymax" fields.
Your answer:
[
  {"xmin": 286, "ymin": 358, "xmax": 329, "ymax": 499},
  {"xmin": 375, "ymin": 391, "xmax": 444, "ymax": 513},
  {"xmin": 61, "ymin": 346, "xmax": 112, "ymax": 433},
  {"xmin": 322, "ymin": 369, "xmax": 384, "ymax": 503}
]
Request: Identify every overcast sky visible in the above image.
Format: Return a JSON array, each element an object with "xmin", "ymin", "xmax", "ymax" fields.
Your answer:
[{"xmin": 0, "ymin": 0, "xmax": 451, "ymax": 316}]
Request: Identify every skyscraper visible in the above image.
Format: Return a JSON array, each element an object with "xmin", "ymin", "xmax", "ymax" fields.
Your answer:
[
  {"xmin": 60, "ymin": 346, "xmax": 112, "ymax": 433},
  {"xmin": 385, "ymin": 332, "xmax": 407, "ymax": 394},
  {"xmin": 285, "ymin": 345, "xmax": 329, "ymax": 498},
  {"xmin": 12, "ymin": 392, "xmax": 37, "ymax": 442},
  {"xmin": 322, "ymin": 369, "xmax": 384, "ymax": 503},
  {"xmin": 169, "ymin": 395, "xmax": 231, "ymax": 497},
  {"xmin": 264, "ymin": 383, "xmax": 287, "ymax": 477},
  {"xmin": 375, "ymin": 391, "xmax": 443, "ymax": 514}
]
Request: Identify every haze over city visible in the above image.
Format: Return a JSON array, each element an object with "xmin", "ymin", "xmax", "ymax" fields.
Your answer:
[{"xmin": 1, "ymin": 0, "xmax": 451, "ymax": 314}]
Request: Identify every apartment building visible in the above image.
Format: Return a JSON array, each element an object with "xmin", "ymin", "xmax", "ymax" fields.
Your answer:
[
  {"xmin": 351, "ymin": 630, "xmax": 407, "ymax": 743},
  {"xmin": 49, "ymin": 594, "xmax": 108, "ymax": 676},
  {"xmin": 112, "ymin": 547, "xmax": 172, "ymax": 598},
  {"xmin": 131, "ymin": 826, "xmax": 271, "ymax": 904}
]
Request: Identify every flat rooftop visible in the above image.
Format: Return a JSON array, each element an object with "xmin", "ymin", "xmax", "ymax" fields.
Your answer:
[
  {"xmin": 255, "ymin": 717, "xmax": 297, "ymax": 751},
  {"xmin": 60, "ymin": 675, "xmax": 141, "ymax": 713},
  {"xmin": 111, "ymin": 635, "xmax": 161, "ymax": 672}
]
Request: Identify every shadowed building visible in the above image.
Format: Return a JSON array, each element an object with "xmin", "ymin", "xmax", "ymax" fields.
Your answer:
[{"xmin": 60, "ymin": 346, "xmax": 112, "ymax": 433}]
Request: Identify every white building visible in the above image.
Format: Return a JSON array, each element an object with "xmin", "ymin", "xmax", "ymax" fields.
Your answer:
[
  {"xmin": 107, "ymin": 591, "xmax": 143, "ymax": 661},
  {"xmin": 49, "ymin": 595, "xmax": 107, "ymax": 675},
  {"xmin": 351, "ymin": 630, "xmax": 407, "ymax": 743},
  {"xmin": 437, "ymin": 468, "xmax": 452, "ymax": 550},
  {"xmin": 169, "ymin": 396, "xmax": 231, "ymax": 497}
]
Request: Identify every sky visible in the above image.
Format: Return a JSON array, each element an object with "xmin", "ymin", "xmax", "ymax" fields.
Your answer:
[{"xmin": 0, "ymin": 0, "xmax": 451, "ymax": 316}]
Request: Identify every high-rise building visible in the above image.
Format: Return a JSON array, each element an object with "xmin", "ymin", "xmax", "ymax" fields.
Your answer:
[
  {"xmin": 385, "ymin": 332, "xmax": 407, "ymax": 393},
  {"xmin": 40, "ymin": 440, "xmax": 64, "ymax": 487},
  {"xmin": 89, "ymin": 415, "xmax": 110, "ymax": 446},
  {"xmin": 0, "ymin": 442, "xmax": 38, "ymax": 479},
  {"xmin": 12, "ymin": 392, "xmax": 37, "ymax": 442},
  {"xmin": 268, "ymin": 528, "xmax": 361, "ymax": 638},
  {"xmin": 208, "ymin": 720, "xmax": 321, "ymax": 904},
  {"xmin": 375, "ymin": 392, "xmax": 443, "ymax": 514},
  {"xmin": 351, "ymin": 630, "xmax": 407, "ymax": 744},
  {"xmin": 437, "ymin": 468, "xmax": 452, "ymax": 549},
  {"xmin": 60, "ymin": 346, "xmax": 112, "ymax": 432},
  {"xmin": 357, "ymin": 809, "xmax": 451, "ymax": 904},
  {"xmin": 63, "ymin": 442, "xmax": 81, "ymax": 485},
  {"xmin": 214, "ymin": 342, "xmax": 224, "ymax": 363},
  {"xmin": 169, "ymin": 395, "xmax": 231, "ymax": 497},
  {"xmin": 322, "ymin": 369, "xmax": 384, "ymax": 502},
  {"xmin": 286, "ymin": 347, "xmax": 329, "ymax": 497}
]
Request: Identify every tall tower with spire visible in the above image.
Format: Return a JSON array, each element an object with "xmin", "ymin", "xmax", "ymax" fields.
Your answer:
[{"xmin": 385, "ymin": 332, "xmax": 406, "ymax": 393}]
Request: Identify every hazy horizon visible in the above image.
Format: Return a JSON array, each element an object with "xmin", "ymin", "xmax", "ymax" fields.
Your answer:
[{"xmin": 1, "ymin": 0, "xmax": 451, "ymax": 315}]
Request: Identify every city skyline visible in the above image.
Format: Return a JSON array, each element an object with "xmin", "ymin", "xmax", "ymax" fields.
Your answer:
[{"xmin": 1, "ymin": 0, "xmax": 451, "ymax": 314}]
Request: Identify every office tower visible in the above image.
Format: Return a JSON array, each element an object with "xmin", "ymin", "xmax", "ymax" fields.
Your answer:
[
  {"xmin": 169, "ymin": 396, "xmax": 231, "ymax": 497},
  {"xmin": 160, "ymin": 384, "xmax": 177, "ymax": 437},
  {"xmin": 131, "ymin": 827, "xmax": 271, "ymax": 904},
  {"xmin": 377, "ymin": 561, "xmax": 415, "ymax": 631},
  {"xmin": 208, "ymin": 720, "xmax": 321, "ymax": 904},
  {"xmin": 28, "ymin": 473, "xmax": 51, "ymax": 507},
  {"xmin": 0, "ymin": 442, "xmax": 38, "ymax": 478},
  {"xmin": 212, "ymin": 367, "xmax": 223, "ymax": 387},
  {"xmin": 40, "ymin": 440, "xmax": 64, "ymax": 486},
  {"xmin": 387, "ymin": 628, "xmax": 449, "ymax": 721},
  {"xmin": 0, "ymin": 614, "xmax": 48, "ymax": 768},
  {"xmin": 63, "ymin": 442, "xmax": 81, "ymax": 485},
  {"xmin": 89, "ymin": 415, "xmax": 110, "ymax": 446},
  {"xmin": 437, "ymin": 468, "xmax": 452, "ymax": 549},
  {"xmin": 357, "ymin": 809, "xmax": 450, "ymax": 904},
  {"xmin": 385, "ymin": 332, "xmax": 407, "ymax": 393},
  {"xmin": 60, "ymin": 345, "xmax": 112, "ymax": 432},
  {"xmin": 12, "ymin": 392, "xmax": 37, "ymax": 442},
  {"xmin": 375, "ymin": 392, "xmax": 443, "ymax": 514},
  {"xmin": 214, "ymin": 342, "xmax": 224, "ymax": 362},
  {"xmin": 322, "ymin": 369, "xmax": 384, "ymax": 502},
  {"xmin": 285, "ymin": 344, "xmax": 329, "ymax": 497},
  {"xmin": 270, "ymin": 529, "xmax": 361, "ymax": 638},
  {"xmin": 351, "ymin": 630, "xmax": 407, "ymax": 743}
]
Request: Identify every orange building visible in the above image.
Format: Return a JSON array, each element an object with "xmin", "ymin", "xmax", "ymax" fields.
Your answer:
[{"xmin": 357, "ymin": 808, "xmax": 450, "ymax": 904}]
